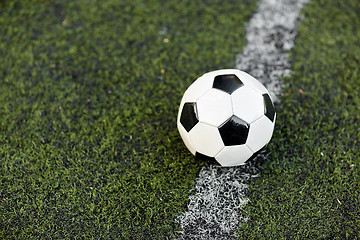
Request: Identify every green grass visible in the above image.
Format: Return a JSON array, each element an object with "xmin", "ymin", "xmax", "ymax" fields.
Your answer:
[
  {"xmin": 237, "ymin": 0, "xmax": 360, "ymax": 239},
  {"xmin": 0, "ymin": 0, "xmax": 256, "ymax": 238}
]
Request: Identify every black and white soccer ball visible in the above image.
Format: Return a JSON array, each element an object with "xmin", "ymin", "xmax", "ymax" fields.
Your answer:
[{"xmin": 177, "ymin": 69, "xmax": 276, "ymax": 167}]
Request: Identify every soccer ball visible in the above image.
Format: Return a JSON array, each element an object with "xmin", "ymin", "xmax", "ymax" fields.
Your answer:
[{"xmin": 177, "ymin": 69, "xmax": 276, "ymax": 167}]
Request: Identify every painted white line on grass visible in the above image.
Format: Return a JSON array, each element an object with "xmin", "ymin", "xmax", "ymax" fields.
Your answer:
[
  {"xmin": 237, "ymin": 0, "xmax": 309, "ymax": 102},
  {"xmin": 177, "ymin": 0, "xmax": 309, "ymax": 239}
]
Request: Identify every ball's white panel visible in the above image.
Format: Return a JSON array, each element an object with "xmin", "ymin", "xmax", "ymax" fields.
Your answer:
[
  {"xmin": 232, "ymin": 86, "xmax": 264, "ymax": 124},
  {"xmin": 188, "ymin": 122, "xmax": 224, "ymax": 157},
  {"xmin": 235, "ymin": 70, "xmax": 268, "ymax": 95},
  {"xmin": 177, "ymin": 75, "xmax": 213, "ymax": 123},
  {"xmin": 181, "ymin": 75, "xmax": 213, "ymax": 104},
  {"xmin": 197, "ymin": 89, "xmax": 233, "ymax": 127},
  {"xmin": 246, "ymin": 115, "xmax": 275, "ymax": 153},
  {"xmin": 215, "ymin": 145, "xmax": 253, "ymax": 167},
  {"xmin": 177, "ymin": 121, "xmax": 196, "ymax": 155},
  {"xmin": 178, "ymin": 76, "xmax": 214, "ymax": 124}
]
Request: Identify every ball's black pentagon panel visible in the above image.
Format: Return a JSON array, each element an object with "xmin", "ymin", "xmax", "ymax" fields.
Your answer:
[
  {"xmin": 213, "ymin": 74, "xmax": 244, "ymax": 94},
  {"xmin": 180, "ymin": 102, "xmax": 199, "ymax": 132},
  {"xmin": 218, "ymin": 115, "xmax": 249, "ymax": 146},
  {"xmin": 196, "ymin": 152, "xmax": 220, "ymax": 166},
  {"xmin": 263, "ymin": 94, "xmax": 275, "ymax": 122}
]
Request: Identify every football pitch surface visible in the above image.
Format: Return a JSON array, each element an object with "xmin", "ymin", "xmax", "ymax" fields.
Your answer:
[{"xmin": 0, "ymin": 0, "xmax": 359, "ymax": 239}]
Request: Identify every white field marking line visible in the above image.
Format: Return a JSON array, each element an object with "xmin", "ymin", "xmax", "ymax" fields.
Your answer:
[{"xmin": 176, "ymin": 0, "xmax": 309, "ymax": 239}]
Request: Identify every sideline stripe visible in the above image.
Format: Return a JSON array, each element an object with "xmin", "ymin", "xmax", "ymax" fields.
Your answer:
[
  {"xmin": 237, "ymin": 0, "xmax": 310, "ymax": 102},
  {"xmin": 177, "ymin": 0, "xmax": 309, "ymax": 239}
]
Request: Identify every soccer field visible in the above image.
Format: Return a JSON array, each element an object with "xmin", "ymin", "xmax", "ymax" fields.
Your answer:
[{"xmin": 0, "ymin": 0, "xmax": 359, "ymax": 239}]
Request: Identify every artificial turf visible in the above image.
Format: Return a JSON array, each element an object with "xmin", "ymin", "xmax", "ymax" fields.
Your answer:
[
  {"xmin": 237, "ymin": 0, "xmax": 360, "ymax": 239},
  {"xmin": 0, "ymin": 0, "xmax": 256, "ymax": 238}
]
